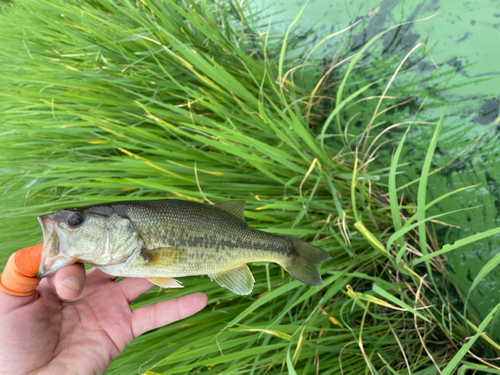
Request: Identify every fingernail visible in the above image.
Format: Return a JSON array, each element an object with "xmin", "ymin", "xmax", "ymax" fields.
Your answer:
[{"xmin": 62, "ymin": 276, "xmax": 80, "ymax": 292}]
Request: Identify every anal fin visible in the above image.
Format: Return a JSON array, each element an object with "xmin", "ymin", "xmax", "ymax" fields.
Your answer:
[
  {"xmin": 208, "ymin": 264, "xmax": 254, "ymax": 295},
  {"xmin": 147, "ymin": 277, "xmax": 183, "ymax": 289}
]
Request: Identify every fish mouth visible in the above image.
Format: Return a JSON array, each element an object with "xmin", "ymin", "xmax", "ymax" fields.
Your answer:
[{"xmin": 37, "ymin": 215, "xmax": 74, "ymax": 278}]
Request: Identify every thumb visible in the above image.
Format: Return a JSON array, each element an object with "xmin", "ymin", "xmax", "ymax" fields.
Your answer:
[{"xmin": 44, "ymin": 263, "xmax": 87, "ymax": 300}]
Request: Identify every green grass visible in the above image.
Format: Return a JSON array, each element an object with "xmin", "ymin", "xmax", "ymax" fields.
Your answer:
[{"xmin": 1, "ymin": 0, "xmax": 500, "ymax": 373}]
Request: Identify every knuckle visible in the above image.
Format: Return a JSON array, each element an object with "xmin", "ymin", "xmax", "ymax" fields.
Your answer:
[{"xmin": 148, "ymin": 304, "xmax": 159, "ymax": 328}]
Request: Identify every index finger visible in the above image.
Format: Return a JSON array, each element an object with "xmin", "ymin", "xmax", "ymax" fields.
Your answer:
[
  {"xmin": 131, "ymin": 292, "xmax": 208, "ymax": 338},
  {"xmin": 0, "ymin": 263, "xmax": 86, "ymax": 309}
]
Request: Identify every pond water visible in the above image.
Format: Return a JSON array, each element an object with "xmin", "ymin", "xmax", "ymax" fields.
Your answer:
[{"xmin": 251, "ymin": 0, "xmax": 500, "ymax": 323}]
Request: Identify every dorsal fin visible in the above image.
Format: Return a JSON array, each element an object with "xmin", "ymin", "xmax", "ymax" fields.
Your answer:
[{"xmin": 214, "ymin": 200, "xmax": 246, "ymax": 221}]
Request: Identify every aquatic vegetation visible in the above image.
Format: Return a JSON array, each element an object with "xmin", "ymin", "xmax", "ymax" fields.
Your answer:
[{"xmin": 1, "ymin": 0, "xmax": 499, "ymax": 373}]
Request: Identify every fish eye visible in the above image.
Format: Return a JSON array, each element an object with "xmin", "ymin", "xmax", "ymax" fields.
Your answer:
[{"xmin": 67, "ymin": 212, "xmax": 85, "ymax": 228}]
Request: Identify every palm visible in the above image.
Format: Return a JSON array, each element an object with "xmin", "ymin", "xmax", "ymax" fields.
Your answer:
[{"xmin": 0, "ymin": 267, "xmax": 207, "ymax": 375}]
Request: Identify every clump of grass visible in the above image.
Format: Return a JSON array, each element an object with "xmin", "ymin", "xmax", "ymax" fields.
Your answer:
[{"xmin": 1, "ymin": 0, "xmax": 500, "ymax": 373}]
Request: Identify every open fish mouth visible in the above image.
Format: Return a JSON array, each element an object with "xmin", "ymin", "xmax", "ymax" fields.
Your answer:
[{"xmin": 37, "ymin": 215, "xmax": 73, "ymax": 278}]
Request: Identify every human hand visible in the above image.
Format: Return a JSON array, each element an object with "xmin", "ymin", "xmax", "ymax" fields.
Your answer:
[{"xmin": 0, "ymin": 264, "xmax": 208, "ymax": 374}]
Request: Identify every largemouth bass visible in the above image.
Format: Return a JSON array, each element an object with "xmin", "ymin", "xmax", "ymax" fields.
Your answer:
[{"xmin": 37, "ymin": 199, "xmax": 331, "ymax": 295}]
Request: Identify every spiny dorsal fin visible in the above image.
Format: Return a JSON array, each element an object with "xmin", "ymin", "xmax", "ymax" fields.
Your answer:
[
  {"xmin": 214, "ymin": 200, "xmax": 246, "ymax": 221},
  {"xmin": 147, "ymin": 277, "xmax": 183, "ymax": 289},
  {"xmin": 208, "ymin": 264, "xmax": 254, "ymax": 295}
]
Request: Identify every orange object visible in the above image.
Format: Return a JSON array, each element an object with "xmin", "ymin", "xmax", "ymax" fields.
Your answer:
[{"xmin": 0, "ymin": 243, "xmax": 43, "ymax": 296}]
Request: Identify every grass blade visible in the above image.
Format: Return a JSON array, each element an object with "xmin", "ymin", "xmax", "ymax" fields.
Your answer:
[
  {"xmin": 413, "ymin": 226, "xmax": 500, "ymax": 266},
  {"xmin": 441, "ymin": 302, "xmax": 500, "ymax": 375}
]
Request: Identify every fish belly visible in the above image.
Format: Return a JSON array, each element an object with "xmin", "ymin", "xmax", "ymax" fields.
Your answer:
[{"xmin": 97, "ymin": 233, "xmax": 290, "ymax": 279}]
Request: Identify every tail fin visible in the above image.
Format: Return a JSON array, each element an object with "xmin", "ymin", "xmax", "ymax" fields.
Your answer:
[{"xmin": 281, "ymin": 238, "xmax": 331, "ymax": 286}]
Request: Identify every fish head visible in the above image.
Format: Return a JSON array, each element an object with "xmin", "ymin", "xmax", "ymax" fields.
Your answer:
[{"xmin": 37, "ymin": 206, "xmax": 139, "ymax": 277}]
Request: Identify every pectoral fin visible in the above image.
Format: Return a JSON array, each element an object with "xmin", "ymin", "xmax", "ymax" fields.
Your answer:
[
  {"xmin": 208, "ymin": 264, "xmax": 254, "ymax": 295},
  {"xmin": 147, "ymin": 277, "xmax": 183, "ymax": 289},
  {"xmin": 141, "ymin": 247, "xmax": 184, "ymax": 266}
]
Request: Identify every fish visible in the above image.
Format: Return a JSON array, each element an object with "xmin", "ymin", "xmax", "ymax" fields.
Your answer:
[{"xmin": 36, "ymin": 199, "xmax": 331, "ymax": 295}]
